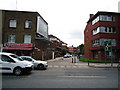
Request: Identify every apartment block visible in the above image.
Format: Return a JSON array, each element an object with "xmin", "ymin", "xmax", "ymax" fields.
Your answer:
[{"xmin": 84, "ymin": 11, "xmax": 120, "ymax": 61}]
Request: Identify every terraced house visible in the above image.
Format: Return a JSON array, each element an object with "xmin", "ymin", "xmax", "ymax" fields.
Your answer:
[{"xmin": 84, "ymin": 11, "xmax": 120, "ymax": 61}]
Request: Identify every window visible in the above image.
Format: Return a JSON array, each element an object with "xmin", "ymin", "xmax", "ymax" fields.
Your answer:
[
  {"xmin": 93, "ymin": 38, "xmax": 116, "ymax": 47},
  {"xmin": 107, "ymin": 16, "xmax": 112, "ymax": 21},
  {"xmin": 92, "ymin": 15, "xmax": 115, "ymax": 25},
  {"xmin": 1, "ymin": 55, "xmax": 11, "ymax": 62},
  {"xmin": 24, "ymin": 35, "xmax": 31, "ymax": 43},
  {"xmin": 25, "ymin": 20, "xmax": 32, "ymax": 29},
  {"xmin": 24, "ymin": 57, "xmax": 32, "ymax": 61},
  {"xmin": 92, "ymin": 16, "xmax": 99, "ymax": 25},
  {"xmin": 9, "ymin": 19, "xmax": 17, "ymax": 28},
  {"xmin": 86, "ymin": 29, "xmax": 89, "ymax": 32},
  {"xmin": 92, "ymin": 39, "xmax": 100, "ymax": 46},
  {"xmin": 8, "ymin": 34, "xmax": 15, "ymax": 43},
  {"xmin": 92, "ymin": 26, "xmax": 116, "ymax": 35}
]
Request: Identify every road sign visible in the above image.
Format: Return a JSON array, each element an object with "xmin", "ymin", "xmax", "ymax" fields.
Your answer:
[
  {"xmin": 104, "ymin": 40, "xmax": 112, "ymax": 51},
  {"xmin": 105, "ymin": 45, "xmax": 112, "ymax": 51},
  {"xmin": 104, "ymin": 40, "xmax": 111, "ymax": 46}
]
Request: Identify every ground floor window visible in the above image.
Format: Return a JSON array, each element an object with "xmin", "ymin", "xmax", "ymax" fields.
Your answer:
[{"xmin": 93, "ymin": 51, "xmax": 99, "ymax": 59}]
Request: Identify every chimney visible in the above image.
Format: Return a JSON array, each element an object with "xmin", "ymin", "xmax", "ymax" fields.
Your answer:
[{"xmin": 90, "ymin": 14, "xmax": 94, "ymax": 19}]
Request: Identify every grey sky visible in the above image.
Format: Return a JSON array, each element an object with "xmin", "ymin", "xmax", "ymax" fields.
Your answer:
[{"xmin": 0, "ymin": 0, "xmax": 119, "ymax": 47}]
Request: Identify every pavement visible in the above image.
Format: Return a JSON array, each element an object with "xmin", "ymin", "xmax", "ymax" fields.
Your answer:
[{"xmin": 47, "ymin": 57, "xmax": 119, "ymax": 68}]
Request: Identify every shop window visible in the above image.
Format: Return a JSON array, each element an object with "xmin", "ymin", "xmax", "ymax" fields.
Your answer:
[
  {"xmin": 9, "ymin": 19, "xmax": 17, "ymax": 28},
  {"xmin": 24, "ymin": 35, "xmax": 31, "ymax": 43},
  {"xmin": 8, "ymin": 34, "xmax": 16, "ymax": 43},
  {"xmin": 25, "ymin": 20, "xmax": 32, "ymax": 29}
]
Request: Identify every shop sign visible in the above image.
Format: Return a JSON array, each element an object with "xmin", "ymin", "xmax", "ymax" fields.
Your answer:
[{"xmin": 3, "ymin": 43, "xmax": 33, "ymax": 50}]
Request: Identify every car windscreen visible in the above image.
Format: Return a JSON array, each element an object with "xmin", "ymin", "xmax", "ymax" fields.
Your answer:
[
  {"xmin": 21, "ymin": 57, "xmax": 32, "ymax": 61},
  {"xmin": 10, "ymin": 55, "xmax": 23, "ymax": 61}
]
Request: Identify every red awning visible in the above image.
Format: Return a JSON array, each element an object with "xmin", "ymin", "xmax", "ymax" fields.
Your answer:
[
  {"xmin": 3, "ymin": 47, "xmax": 33, "ymax": 50},
  {"xmin": 3, "ymin": 43, "xmax": 33, "ymax": 50}
]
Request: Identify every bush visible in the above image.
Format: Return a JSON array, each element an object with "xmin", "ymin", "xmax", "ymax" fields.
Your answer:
[{"xmin": 80, "ymin": 57, "xmax": 115, "ymax": 63}]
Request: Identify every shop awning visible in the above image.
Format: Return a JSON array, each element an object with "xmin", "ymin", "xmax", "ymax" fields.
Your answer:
[
  {"xmin": 3, "ymin": 43, "xmax": 34, "ymax": 51},
  {"xmin": 3, "ymin": 47, "xmax": 33, "ymax": 50}
]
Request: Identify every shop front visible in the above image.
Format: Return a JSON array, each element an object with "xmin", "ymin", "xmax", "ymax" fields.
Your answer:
[{"xmin": 3, "ymin": 43, "xmax": 34, "ymax": 56}]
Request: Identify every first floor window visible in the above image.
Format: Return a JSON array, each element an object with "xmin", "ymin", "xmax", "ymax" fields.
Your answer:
[
  {"xmin": 92, "ymin": 38, "xmax": 116, "ymax": 47},
  {"xmin": 25, "ymin": 20, "xmax": 32, "ymax": 29},
  {"xmin": 24, "ymin": 35, "xmax": 31, "ymax": 43},
  {"xmin": 8, "ymin": 34, "xmax": 15, "ymax": 43},
  {"xmin": 9, "ymin": 19, "xmax": 17, "ymax": 28}
]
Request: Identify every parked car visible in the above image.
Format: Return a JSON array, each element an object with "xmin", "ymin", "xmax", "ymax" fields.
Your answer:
[
  {"xmin": 0, "ymin": 52, "xmax": 33, "ymax": 76},
  {"xmin": 20, "ymin": 56, "xmax": 48, "ymax": 70},
  {"xmin": 64, "ymin": 53, "xmax": 72, "ymax": 58}
]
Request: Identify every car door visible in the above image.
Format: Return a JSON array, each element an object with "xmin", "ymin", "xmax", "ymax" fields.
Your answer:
[{"xmin": 0, "ymin": 55, "xmax": 15, "ymax": 73}]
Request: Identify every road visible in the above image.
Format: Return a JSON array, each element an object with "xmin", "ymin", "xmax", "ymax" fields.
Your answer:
[{"xmin": 1, "ymin": 57, "xmax": 120, "ymax": 89}]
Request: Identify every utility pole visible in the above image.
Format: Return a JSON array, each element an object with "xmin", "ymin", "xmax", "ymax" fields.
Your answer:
[{"xmin": 16, "ymin": 0, "xmax": 17, "ymax": 10}]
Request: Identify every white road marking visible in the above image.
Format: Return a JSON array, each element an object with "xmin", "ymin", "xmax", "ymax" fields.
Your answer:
[
  {"xmin": 57, "ymin": 75, "xmax": 106, "ymax": 78},
  {"xmin": 48, "ymin": 65, "xmax": 89, "ymax": 68}
]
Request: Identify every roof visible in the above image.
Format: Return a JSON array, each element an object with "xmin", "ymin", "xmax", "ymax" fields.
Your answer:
[
  {"xmin": 87, "ymin": 11, "xmax": 120, "ymax": 23},
  {"xmin": 0, "ymin": 9, "xmax": 48, "ymax": 25}
]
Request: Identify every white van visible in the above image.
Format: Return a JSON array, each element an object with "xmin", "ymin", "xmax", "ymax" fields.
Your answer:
[{"xmin": 0, "ymin": 52, "xmax": 33, "ymax": 76}]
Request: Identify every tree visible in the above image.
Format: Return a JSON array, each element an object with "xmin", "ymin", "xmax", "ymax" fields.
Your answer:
[{"xmin": 77, "ymin": 44, "xmax": 84, "ymax": 55}]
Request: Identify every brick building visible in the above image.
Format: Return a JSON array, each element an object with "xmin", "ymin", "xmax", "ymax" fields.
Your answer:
[
  {"xmin": 68, "ymin": 46, "xmax": 77, "ymax": 54},
  {"xmin": 49, "ymin": 34, "xmax": 68, "ymax": 58},
  {"xmin": 84, "ymin": 11, "xmax": 120, "ymax": 61},
  {"xmin": 0, "ymin": 10, "xmax": 51, "ymax": 60}
]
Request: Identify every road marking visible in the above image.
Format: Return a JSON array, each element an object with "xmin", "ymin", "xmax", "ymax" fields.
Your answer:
[
  {"xmin": 60, "ymin": 66, "xmax": 65, "ymax": 68},
  {"xmin": 54, "ymin": 65, "xmax": 59, "ymax": 67},
  {"xmin": 57, "ymin": 75, "xmax": 106, "ymax": 78},
  {"xmin": 48, "ymin": 65, "xmax": 89, "ymax": 68}
]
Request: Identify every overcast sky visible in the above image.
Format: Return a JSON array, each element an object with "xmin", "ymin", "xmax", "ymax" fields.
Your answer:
[{"xmin": 0, "ymin": 0, "xmax": 120, "ymax": 47}]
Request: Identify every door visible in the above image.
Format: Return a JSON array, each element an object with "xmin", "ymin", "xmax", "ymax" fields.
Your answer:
[{"xmin": 0, "ymin": 55, "xmax": 15, "ymax": 73}]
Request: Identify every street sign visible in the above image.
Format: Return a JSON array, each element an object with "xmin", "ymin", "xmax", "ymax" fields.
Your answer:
[
  {"xmin": 105, "ymin": 45, "xmax": 112, "ymax": 51},
  {"xmin": 104, "ymin": 40, "xmax": 112, "ymax": 51}
]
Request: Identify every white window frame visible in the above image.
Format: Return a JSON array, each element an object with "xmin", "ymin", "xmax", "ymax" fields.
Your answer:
[
  {"xmin": 8, "ymin": 34, "xmax": 16, "ymax": 43},
  {"xmin": 24, "ymin": 35, "xmax": 31, "ymax": 43},
  {"xmin": 25, "ymin": 20, "xmax": 32, "ymax": 29},
  {"xmin": 9, "ymin": 19, "xmax": 17, "ymax": 28}
]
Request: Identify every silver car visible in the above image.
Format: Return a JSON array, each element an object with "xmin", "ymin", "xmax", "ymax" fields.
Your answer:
[{"xmin": 20, "ymin": 56, "xmax": 48, "ymax": 70}]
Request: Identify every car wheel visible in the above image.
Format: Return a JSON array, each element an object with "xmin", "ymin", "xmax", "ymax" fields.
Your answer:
[
  {"xmin": 37, "ymin": 64, "xmax": 44, "ymax": 70},
  {"xmin": 14, "ymin": 67, "xmax": 22, "ymax": 76}
]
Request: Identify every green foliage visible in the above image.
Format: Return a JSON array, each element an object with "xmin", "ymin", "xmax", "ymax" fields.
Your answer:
[
  {"xmin": 80, "ymin": 57, "xmax": 116, "ymax": 63},
  {"xmin": 61, "ymin": 48, "xmax": 67, "ymax": 56},
  {"xmin": 77, "ymin": 44, "xmax": 84, "ymax": 55}
]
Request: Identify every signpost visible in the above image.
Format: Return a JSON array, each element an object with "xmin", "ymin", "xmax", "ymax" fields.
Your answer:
[{"xmin": 104, "ymin": 40, "xmax": 113, "ymax": 67}]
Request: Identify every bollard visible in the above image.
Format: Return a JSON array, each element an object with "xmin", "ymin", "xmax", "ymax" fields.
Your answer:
[
  {"xmin": 74, "ymin": 57, "xmax": 76, "ymax": 63},
  {"xmin": 88, "ymin": 60, "xmax": 89, "ymax": 66},
  {"xmin": 72, "ymin": 58, "xmax": 73, "ymax": 63}
]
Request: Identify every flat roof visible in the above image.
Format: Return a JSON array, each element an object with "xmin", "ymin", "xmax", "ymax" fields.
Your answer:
[
  {"xmin": 0, "ymin": 9, "xmax": 48, "ymax": 25},
  {"xmin": 87, "ymin": 11, "xmax": 120, "ymax": 23}
]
